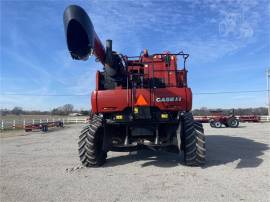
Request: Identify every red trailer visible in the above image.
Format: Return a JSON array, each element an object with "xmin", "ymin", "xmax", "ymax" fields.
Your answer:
[
  {"xmin": 239, "ymin": 115, "xmax": 260, "ymax": 123},
  {"xmin": 25, "ymin": 121, "xmax": 64, "ymax": 132}
]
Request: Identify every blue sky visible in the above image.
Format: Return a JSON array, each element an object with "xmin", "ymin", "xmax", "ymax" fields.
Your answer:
[{"xmin": 0, "ymin": 0, "xmax": 269, "ymax": 110}]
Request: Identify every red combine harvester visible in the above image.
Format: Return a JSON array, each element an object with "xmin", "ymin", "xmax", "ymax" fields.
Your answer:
[
  {"xmin": 63, "ymin": 5, "xmax": 206, "ymax": 167},
  {"xmin": 209, "ymin": 110, "xmax": 239, "ymax": 128}
]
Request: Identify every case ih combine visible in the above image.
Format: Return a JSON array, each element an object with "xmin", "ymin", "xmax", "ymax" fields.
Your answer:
[{"xmin": 63, "ymin": 5, "xmax": 206, "ymax": 167}]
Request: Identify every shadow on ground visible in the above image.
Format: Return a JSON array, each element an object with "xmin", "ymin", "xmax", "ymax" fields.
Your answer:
[{"xmin": 105, "ymin": 135, "xmax": 269, "ymax": 168}]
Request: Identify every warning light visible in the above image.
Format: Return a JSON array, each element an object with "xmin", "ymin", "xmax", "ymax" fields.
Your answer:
[
  {"xmin": 115, "ymin": 115, "xmax": 123, "ymax": 120},
  {"xmin": 135, "ymin": 94, "xmax": 148, "ymax": 106},
  {"xmin": 134, "ymin": 107, "xmax": 139, "ymax": 114},
  {"xmin": 161, "ymin": 114, "xmax": 168, "ymax": 119}
]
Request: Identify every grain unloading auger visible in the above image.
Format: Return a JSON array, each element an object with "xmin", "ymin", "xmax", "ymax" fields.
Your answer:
[{"xmin": 64, "ymin": 5, "xmax": 206, "ymax": 167}]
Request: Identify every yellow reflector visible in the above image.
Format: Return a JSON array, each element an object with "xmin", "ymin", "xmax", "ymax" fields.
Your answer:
[
  {"xmin": 115, "ymin": 115, "xmax": 123, "ymax": 120},
  {"xmin": 134, "ymin": 107, "xmax": 139, "ymax": 114},
  {"xmin": 161, "ymin": 114, "xmax": 168, "ymax": 119},
  {"xmin": 135, "ymin": 94, "xmax": 148, "ymax": 106}
]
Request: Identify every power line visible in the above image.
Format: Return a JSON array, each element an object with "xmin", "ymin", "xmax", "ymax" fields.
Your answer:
[
  {"xmin": 1, "ymin": 93, "xmax": 89, "ymax": 97},
  {"xmin": 193, "ymin": 90, "xmax": 268, "ymax": 95},
  {"xmin": 1, "ymin": 89, "xmax": 269, "ymax": 96}
]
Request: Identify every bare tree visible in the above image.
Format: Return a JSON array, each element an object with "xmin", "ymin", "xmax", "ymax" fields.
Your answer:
[
  {"xmin": 62, "ymin": 104, "xmax": 74, "ymax": 115},
  {"xmin": 11, "ymin": 107, "xmax": 23, "ymax": 115},
  {"xmin": 51, "ymin": 104, "xmax": 74, "ymax": 115}
]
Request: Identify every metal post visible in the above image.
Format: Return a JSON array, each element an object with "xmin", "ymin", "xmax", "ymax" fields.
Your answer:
[
  {"xmin": 267, "ymin": 68, "xmax": 270, "ymax": 116},
  {"xmin": 32, "ymin": 119, "xmax": 35, "ymax": 124},
  {"xmin": 155, "ymin": 126, "xmax": 159, "ymax": 145},
  {"xmin": 13, "ymin": 120, "xmax": 16, "ymax": 129},
  {"xmin": 1, "ymin": 120, "xmax": 4, "ymax": 130},
  {"xmin": 47, "ymin": 118, "xmax": 49, "ymax": 123},
  {"xmin": 124, "ymin": 126, "xmax": 129, "ymax": 146},
  {"xmin": 23, "ymin": 119, "xmax": 25, "ymax": 129}
]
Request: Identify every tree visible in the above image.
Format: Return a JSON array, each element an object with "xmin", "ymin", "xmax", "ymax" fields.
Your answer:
[
  {"xmin": 62, "ymin": 104, "xmax": 74, "ymax": 115},
  {"xmin": 51, "ymin": 104, "xmax": 74, "ymax": 115},
  {"xmin": 80, "ymin": 110, "xmax": 90, "ymax": 116},
  {"xmin": 0, "ymin": 109, "xmax": 9, "ymax": 116},
  {"xmin": 11, "ymin": 107, "xmax": 23, "ymax": 115}
]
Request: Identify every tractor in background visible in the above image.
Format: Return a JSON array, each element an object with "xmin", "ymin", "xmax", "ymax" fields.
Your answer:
[{"xmin": 209, "ymin": 110, "xmax": 239, "ymax": 128}]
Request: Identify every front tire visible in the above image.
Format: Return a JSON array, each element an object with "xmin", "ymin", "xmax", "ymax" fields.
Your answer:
[
  {"xmin": 214, "ymin": 121, "xmax": 222, "ymax": 128},
  {"xmin": 182, "ymin": 112, "xmax": 206, "ymax": 166},
  {"xmin": 78, "ymin": 115, "xmax": 107, "ymax": 167}
]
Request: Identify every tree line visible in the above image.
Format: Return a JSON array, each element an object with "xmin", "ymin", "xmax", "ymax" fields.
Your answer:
[
  {"xmin": 0, "ymin": 105, "xmax": 268, "ymax": 116},
  {"xmin": 0, "ymin": 104, "xmax": 89, "ymax": 116}
]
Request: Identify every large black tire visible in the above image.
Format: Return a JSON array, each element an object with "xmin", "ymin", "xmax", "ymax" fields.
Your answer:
[
  {"xmin": 227, "ymin": 117, "xmax": 239, "ymax": 128},
  {"xmin": 78, "ymin": 115, "xmax": 107, "ymax": 167},
  {"xmin": 182, "ymin": 112, "xmax": 206, "ymax": 166}
]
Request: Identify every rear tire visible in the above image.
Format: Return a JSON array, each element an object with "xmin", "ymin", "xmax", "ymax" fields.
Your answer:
[
  {"xmin": 182, "ymin": 112, "xmax": 206, "ymax": 166},
  {"xmin": 78, "ymin": 114, "xmax": 107, "ymax": 167},
  {"xmin": 227, "ymin": 117, "xmax": 239, "ymax": 128}
]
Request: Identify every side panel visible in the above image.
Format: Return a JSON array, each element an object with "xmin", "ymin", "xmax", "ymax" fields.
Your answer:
[
  {"xmin": 91, "ymin": 90, "xmax": 98, "ymax": 113},
  {"xmin": 96, "ymin": 89, "xmax": 131, "ymax": 112},
  {"xmin": 93, "ymin": 87, "xmax": 192, "ymax": 113},
  {"xmin": 153, "ymin": 87, "xmax": 191, "ymax": 111}
]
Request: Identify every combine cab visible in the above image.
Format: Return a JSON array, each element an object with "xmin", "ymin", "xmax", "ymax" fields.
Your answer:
[{"xmin": 63, "ymin": 5, "xmax": 206, "ymax": 167}]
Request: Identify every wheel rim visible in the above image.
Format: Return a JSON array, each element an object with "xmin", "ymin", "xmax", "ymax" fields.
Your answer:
[
  {"xmin": 231, "ymin": 120, "xmax": 237, "ymax": 126},
  {"xmin": 215, "ymin": 122, "xmax": 221, "ymax": 127}
]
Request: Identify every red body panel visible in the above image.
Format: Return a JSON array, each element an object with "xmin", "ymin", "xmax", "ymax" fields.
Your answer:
[{"xmin": 91, "ymin": 87, "xmax": 192, "ymax": 113}]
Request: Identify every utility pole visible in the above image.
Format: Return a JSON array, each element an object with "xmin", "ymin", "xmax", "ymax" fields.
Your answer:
[{"xmin": 267, "ymin": 68, "xmax": 270, "ymax": 116}]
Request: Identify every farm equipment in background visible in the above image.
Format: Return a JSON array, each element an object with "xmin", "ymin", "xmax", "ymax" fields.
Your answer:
[
  {"xmin": 63, "ymin": 5, "xmax": 206, "ymax": 167},
  {"xmin": 209, "ymin": 110, "xmax": 239, "ymax": 128},
  {"xmin": 25, "ymin": 121, "xmax": 64, "ymax": 132},
  {"xmin": 239, "ymin": 115, "xmax": 260, "ymax": 123}
]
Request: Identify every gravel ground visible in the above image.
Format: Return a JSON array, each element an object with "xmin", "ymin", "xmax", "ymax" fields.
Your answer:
[{"xmin": 1, "ymin": 123, "xmax": 269, "ymax": 202}]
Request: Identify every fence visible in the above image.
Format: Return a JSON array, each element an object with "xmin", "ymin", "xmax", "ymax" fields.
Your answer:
[
  {"xmin": 259, "ymin": 116, "xmax": 270, "ymax": 122},
  {"xmin": 0, "ymin": 117, "xmax": 88, "ymax": 130},
  {"xmin": 1, "ymin": 116, "xmax": 269, "ymax": 131}
]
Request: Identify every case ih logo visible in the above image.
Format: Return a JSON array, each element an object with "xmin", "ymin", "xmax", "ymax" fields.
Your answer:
[{"xmin": 156, "ymin": 97, "xmax": 181, "ymax": 102}]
